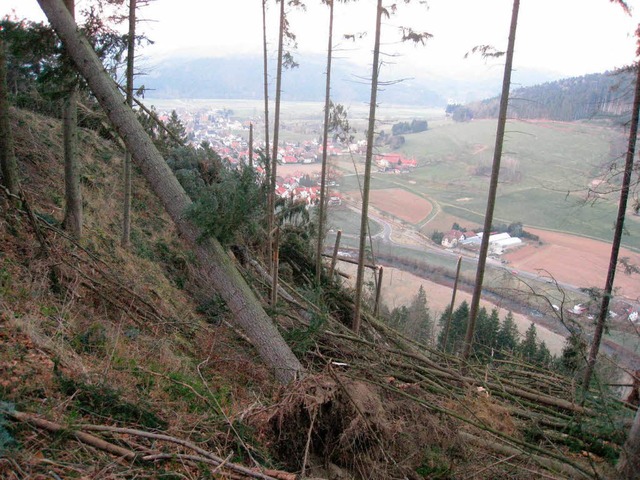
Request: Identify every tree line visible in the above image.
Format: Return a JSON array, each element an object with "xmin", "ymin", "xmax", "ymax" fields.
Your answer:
[{"xmin": 466, "ymin": 71, "xmax": 635, "ymax": 122}]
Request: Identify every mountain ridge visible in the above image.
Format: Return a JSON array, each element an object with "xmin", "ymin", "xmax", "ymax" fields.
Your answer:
[
  {"xmin": 143, "ymin": 53, "xmax": 565, "ymax": 107},
  {"xmin": 464, "ymin": 70, "xmax": 635, "ymax": 122}
]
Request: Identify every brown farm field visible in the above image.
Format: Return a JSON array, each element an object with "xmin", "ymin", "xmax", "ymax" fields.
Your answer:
[
  {"xmin": 368, "ymin": 188, "xmax": 433, "ymax": 223},
  {"xmin": 503, "ymin": 228, "xmax": 640, "ymax": 301}
]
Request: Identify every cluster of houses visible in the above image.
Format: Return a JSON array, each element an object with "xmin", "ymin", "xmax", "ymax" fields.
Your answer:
[
  {"xmin": 566, "ymin": 303, "xmax": 639, "ymax": 326},
  {"xmin": 441, "ymin": 230, "xmax": 522, "ymax": 255},
  {"xmin": 157, "ymin": 108, "xmax": 422, "ymax": 208},
  {"xmin": 159, "ymin": 108, "xmax": 423, "ymax": 176},
  {"xmin": 375, "ymin": 153, "xmax": 418, "ymax": 173},
  {"xmin": 273, "ymin": 171, "xmax": 343, "ymax": 207}
]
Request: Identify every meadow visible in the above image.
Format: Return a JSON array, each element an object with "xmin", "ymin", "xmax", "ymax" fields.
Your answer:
[{"xmin": 334, "ymin": 117, "xmax": 639, "ymax": 251}]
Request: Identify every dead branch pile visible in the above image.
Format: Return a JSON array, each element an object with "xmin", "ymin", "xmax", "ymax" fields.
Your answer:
[{"xmin": 244, "ymin": 267, "xmax": 635, "ymax": 479}]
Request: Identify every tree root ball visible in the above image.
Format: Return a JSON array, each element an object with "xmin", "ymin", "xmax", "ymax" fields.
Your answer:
[{"xmin": 255, "ymin": 373, "xmax": 458, "ymax": 479}]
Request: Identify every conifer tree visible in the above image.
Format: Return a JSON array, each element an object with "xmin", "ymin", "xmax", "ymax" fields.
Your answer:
[
  {"xmin": 560, "ymin": 331, "xmax": 586, "ymax": 374},
  {"xmin": 315, "ymin": 0, "xmax": 336, "ymax": 283},
  {"xmin": 268, "ymin": 0, "xmax": 304, "ymax": 283},
  {"xmin": 583, "ymin": 23, "xmax": 640, "ymax": 389},
  {"xmin": 352, "ymin": 0, "xmax": 430, "ymax": 332},
  {"xmin": 437, "ymin": 306, "xmax": 452, "ymax": 351},
  {"xmin": 261, "ymin": 0, "xmax": 270, "ymax": 168},
  {"xmin": 475, "ymin": 307, "xmax": 500, "ymax": 358},
  {"xmin": 438, "ymin": 301, "xmax": 469, "ymax": 354},
  {"xmin": 519, "ymin": 322, "xmax": 538, "ymax": 363},
  {"xmin": 122, "ymin": 0, "xmax": 136, "ymax": 248},
  {"xmin": 407, "ymin": 285, "xmax": 433, "ymax": 344},
  {"xmin": 315, "ymin": 0, "xmax": 353, "ymax": 283},
  {"xmin": 353, "ymin": 0, "xmax": 383, "ymax": 332},
  {"xmin": 536, "ymin": 341, "xmax": 552, "ymax": 367},
  {"xmin": 496, "ymin": 311, "xmax": 519, "ymax": 354}
]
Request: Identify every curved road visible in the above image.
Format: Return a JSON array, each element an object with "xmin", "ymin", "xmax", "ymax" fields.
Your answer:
[{"xmin": 338, "ymin": 200, "xmax": 588, "ymax": 298}]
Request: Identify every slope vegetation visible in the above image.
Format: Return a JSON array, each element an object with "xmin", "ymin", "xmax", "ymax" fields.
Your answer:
[{"xmin": 0, "ymin": 108, "xmax": 636, "ymax": 479}]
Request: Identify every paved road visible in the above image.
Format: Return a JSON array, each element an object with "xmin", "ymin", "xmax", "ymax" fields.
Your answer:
[{"xmin": 338, "ymin": 200, "xmax": 586, "ymax": 297}]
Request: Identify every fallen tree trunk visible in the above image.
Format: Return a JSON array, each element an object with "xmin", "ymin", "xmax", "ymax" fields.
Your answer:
[
  {"xmin": 5, "ymin": 409, "xmax": 284, "ymax": 480},
  {"xmin": 37, "ymin": 0, "xmax": 303, "ymax": 384},
  {"xmin": 458, "ymin": 431, "xmax": 593, "ymax": 479}
]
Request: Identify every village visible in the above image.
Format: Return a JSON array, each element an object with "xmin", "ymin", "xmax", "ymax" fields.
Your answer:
[{"xmin": 157, "ymin": 106, "xmax": 420, "ymax": 206}]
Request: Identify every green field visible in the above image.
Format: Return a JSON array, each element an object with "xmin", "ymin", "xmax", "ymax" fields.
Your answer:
[
  {"xmin": 333, "ymin": 118, "xmax": 640, "ymax": 251},
  {"xmin": 325, "ymin": 206, "xmax": 383, "ymax": 237}
]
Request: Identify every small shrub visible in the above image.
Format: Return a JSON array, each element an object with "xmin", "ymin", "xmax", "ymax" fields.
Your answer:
[
  {"xmin": 196, "ymin": 295, "xmax": 228, "ymax": 325},
  {"xmin": 431, "ymin": 230, "xmax": 444, "ymax": 244},
  {"xmin": 57, "ymin": 376, "xmax": 167, "ymax": 430},
  {"xmin": 416, "ymin": 447, "xmax": 451, "ymax": 478},
  {"xmin": 284, "ymin": 310, "xmax": 326, "ymax": 356},
  {"xmin": 161, "ymin": 371, "xmax": 228, "ymax": 414},
  {"xmin": 0, "ymin": 402, "xmax": 17, "ymax": 455},
  {"xmin": 70, "ymin": 323, "xmax": 107, "ymax": 355}
]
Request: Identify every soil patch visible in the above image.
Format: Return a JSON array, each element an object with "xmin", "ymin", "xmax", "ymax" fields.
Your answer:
[
  {"xmin": 503, "ymin": 228, "xmax": 640, "ymax": 301},
  {"xmin": 368, "ymin": 188, "xmax": 432, "ymax": 224}
]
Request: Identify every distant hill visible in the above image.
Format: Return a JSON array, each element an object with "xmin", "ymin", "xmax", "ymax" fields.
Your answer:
[
  {"xmin": 465, "ymin": 70, "xmax": 634, "ymax": 122},
  {"xmin": 145, "ymin": 54, "xmax": 448, "ymax": 107}
]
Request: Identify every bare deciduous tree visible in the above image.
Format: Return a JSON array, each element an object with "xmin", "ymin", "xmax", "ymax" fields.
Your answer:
[{"xmin": 462, "ymin": 0, "xmax": 520, "ymax": 361}]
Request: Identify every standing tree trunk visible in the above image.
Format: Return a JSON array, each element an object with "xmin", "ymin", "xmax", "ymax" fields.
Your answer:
[
  {"xmin": 122, "ymin": 0, "xmax": 136, "ymax": 248},
  {"xmin": 315, "ymin": 0, "xmax": 335, "ymax": 284},
  {"xmin": 353, "ymin": 0, "xmax": 383, "ymax": 333},
  {"xmin": 37, "ymin": 0, "xmax": 303, "ymax": 384},
  {"xmin": 261, "ymin": 0, "xmax": 270, "ymax": 189},
  {"xmin": 462, "ymin": 0, "xmax": 520, "ymax": 361},
  {"xmin": 0, "ymin": 34, "xmax": 19, "ymax": 196},
  {"xmin": 441, "ymin": 255, "xmax": 462, "ymax": 351},
  {"xmin": 582, "ymin": 60, "xmax": 640, "ymax": 389},
  {"xmin": 248, "ymin": 122, "xmax": 253, "ymax": 168},
  {"xmin": 268, "ymin": 0, "xmax": 286, "ymax": 283},
  {"xmin": 62, "ymin": 0, "xmax": 82, "ymax": 239}
]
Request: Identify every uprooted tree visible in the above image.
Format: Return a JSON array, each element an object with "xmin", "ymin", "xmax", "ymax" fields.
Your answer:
[{"xmin": 37, "ymin": 0, "xmax": 303, "ymax": 385}]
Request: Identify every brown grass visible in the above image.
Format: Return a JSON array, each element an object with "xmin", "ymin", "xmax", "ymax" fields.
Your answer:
[{"xmin": 368, "ymin": 188, "xmax": 433, "ymax": 223}]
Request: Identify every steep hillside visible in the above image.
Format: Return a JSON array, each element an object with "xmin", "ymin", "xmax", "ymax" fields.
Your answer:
[
  {"xmin": 1, "ymin": 108, "xmax": 277, "ymax": 477},
  {"xmin": 466, "ymin": 70, "xmax": 634, "ymax": 122},
  {"xmin": 0, "ymin": 107, "xmax": 637, "ymax": 479}
]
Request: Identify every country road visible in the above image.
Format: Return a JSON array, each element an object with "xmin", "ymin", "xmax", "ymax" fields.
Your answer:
[
  {"xmin": 338, "ymin": 201, "xmax": 586, "ymax": 297},
  {"xmin": 327, "ymin": 202, "xmax": 640, "ymax": 370}
]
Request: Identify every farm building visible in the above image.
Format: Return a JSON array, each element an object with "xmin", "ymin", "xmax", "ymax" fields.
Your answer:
[
  {"xmin": 375, "ymin": 153, "xmax": 418, "ymax": 170},
  {"xmin": 441, "ymin": 230, "xmax": 466, "ymax": 248},
  {"xmin": 460, "ymin": 232, "xmax": 522, "ymax": 254}
]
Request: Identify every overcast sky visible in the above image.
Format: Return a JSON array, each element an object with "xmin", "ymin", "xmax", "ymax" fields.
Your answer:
[{"xmin": 3, "ymin": 0, "xmax": 639, "ymax": 80}]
